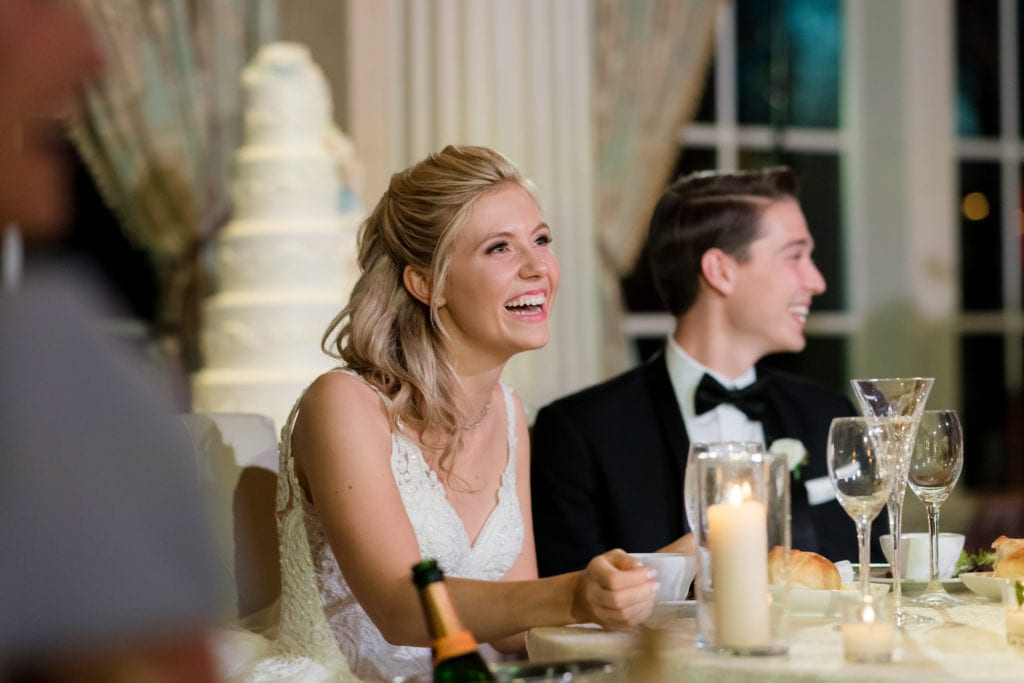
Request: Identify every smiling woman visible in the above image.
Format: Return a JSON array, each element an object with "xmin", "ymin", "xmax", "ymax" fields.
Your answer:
[{"xmin": 216, "ymin": 145, "xmax": 658, "ymax": 682}]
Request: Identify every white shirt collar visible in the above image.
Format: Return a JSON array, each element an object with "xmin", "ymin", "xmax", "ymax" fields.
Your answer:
[{"xmin": 664, "ymin": 337, "xmax": 761, "ymax": 445}]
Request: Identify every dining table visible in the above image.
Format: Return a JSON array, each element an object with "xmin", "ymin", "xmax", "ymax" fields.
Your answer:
[{"xmin": 526, "ymin": 585, "xmax": 1024, "ymax": 682}]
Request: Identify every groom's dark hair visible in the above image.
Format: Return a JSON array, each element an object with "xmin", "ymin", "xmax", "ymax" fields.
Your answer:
[{"xmin": 647, "ymin": 166, "xmax": 799, "ymax": 316}]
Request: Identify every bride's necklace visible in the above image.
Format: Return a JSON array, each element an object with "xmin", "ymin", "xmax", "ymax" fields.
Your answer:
[{"xmin": 462, "ymin": 398, "xmax": 492, "ymax": 431}]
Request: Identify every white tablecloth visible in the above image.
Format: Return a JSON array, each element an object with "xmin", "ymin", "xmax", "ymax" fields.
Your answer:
[{"xmin": 527, "ymin": 597, "xmax": 1024, "ymax": 682}]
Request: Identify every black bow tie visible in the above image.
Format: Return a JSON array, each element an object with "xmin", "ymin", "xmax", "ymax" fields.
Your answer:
[{"xmin": 694, "ymin": 373, "xmax": 772, "ymax": 421}]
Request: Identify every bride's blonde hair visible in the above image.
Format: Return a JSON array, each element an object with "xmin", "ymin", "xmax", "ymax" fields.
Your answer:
[{"xmin": 323, "ymin": 145, "xmax": 533, "ymax": 480}]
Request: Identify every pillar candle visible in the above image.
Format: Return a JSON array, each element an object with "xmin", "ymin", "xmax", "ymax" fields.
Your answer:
[{"xmin": 707, "ymin": 484, "xmax": 770, "ymax": 650}]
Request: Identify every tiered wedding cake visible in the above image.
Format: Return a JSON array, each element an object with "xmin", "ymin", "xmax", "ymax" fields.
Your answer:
[{"xmin": 192, "ymin": 42, "xmax": 361, "ymax": 431}]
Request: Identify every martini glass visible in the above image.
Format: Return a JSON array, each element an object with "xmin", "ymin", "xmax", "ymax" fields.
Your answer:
[
  {"xmin": 850, "ymin": 377, "xmax": 933, "ymax": 627},
  {"xmin": 907, "ymin": 409, "xmax": 964, "ymax": 607}
]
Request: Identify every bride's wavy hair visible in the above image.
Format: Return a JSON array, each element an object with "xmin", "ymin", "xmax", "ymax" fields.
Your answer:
[{"xmin": 323, "ymin": 145, "xmax": 532, "ymax": 480}]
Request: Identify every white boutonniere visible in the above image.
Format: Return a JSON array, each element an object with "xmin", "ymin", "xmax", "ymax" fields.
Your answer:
[{"xmin": 770, "ymin": 438, "xmax": 809, "ymax": 479}]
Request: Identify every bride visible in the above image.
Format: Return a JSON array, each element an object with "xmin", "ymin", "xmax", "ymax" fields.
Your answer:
[{"xmin": 232, "ymin": 145, "xmax": 659, "ymax": 682}]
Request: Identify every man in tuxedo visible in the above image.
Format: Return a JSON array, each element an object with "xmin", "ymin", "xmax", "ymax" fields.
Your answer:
[{"xmin": 532, "ymin": 167, "xmax": 870, "ymax": 577}]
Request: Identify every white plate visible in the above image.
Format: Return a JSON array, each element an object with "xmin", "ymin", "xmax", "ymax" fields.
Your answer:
[
  {"xmin": 959, "ymin": 572, "xmax": 1014, "ymax": 600},
  {"xmin": 858, "ymin": 563, "xmax": 962, "ymax": 589},
  {"xmin": 868, "ymin": 576, "xmax": 963, "ymax": 589},
  {"xmin": 773, "ymin": 583, "xmax": 890, "ymax": 617}
]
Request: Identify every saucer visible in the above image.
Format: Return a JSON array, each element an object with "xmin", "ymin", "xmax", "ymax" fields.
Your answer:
[
  {"xmin": 959, "ymin": 572, "xmax": 1014, "ymax": 600},
  {"xmin": 645, "ymin": 599, "xmax": 696, "ymax": 626}
]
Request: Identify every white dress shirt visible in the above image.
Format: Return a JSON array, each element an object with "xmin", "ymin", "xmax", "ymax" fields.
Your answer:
[
  {"xmin": 664, "ymin": 336, "xmax": 766, "ymax": 445},
  {"xmin": 664, "ymin": 337, "xmax": 835, "ymax": 505}
]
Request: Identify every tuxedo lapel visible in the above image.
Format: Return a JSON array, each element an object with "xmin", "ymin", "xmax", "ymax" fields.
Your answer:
[{"xmin": 643, "ymin": 351, "xmax": 690, "ymax": 481}]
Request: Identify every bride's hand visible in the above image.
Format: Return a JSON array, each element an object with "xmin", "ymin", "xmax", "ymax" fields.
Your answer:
[{"xmin": 571, "ymin": 549, "xmax": 656, "ymax": 630}]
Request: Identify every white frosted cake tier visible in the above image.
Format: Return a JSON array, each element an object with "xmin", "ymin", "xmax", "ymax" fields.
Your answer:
[
  {"xmin": 200, "ymin": 290, "xmax": 343, "ymax": 369},
  {"xmin": 193, "ymin": 41, "xmax": 360, "ymax": 433},
  {"xmin": 192, "ymin": 367, "xmax": 334, "ymax": 434},
  {"xmin": 214, "ymin": 218, "xmax": 360, "ymax": 293},
  {"xmin": 241, "ymin": 43, "xmax": 331, "ymax": 146},
  {"xmin": 231, "ymin": 146, "xmax": 340, "ymax": 219}
]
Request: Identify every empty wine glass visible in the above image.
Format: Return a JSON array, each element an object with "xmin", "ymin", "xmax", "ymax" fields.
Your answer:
[
  {"xmin": 827, "ymin": 417, "xmax": 894, "ymax": 602},
  {"xmin": 907, "ymin": 409, "xmax": 964, "ymax": 607},
  {"xmin": 850, "ymin": 377, "xmax": 933, "ymax": 627}
]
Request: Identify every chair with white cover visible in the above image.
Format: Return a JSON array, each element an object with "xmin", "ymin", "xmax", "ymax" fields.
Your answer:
[{"xmin": 177, "ymin": 412, "xmax": 281, "ymax": 621}]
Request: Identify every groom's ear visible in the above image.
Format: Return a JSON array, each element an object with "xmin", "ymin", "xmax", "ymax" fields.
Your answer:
[{"xmin": 700, "ymin": 247, "xmax": 738, "ymax": 296}]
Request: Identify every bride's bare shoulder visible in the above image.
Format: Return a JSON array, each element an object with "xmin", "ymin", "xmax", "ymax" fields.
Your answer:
[{"xmin": 297, "ymin": 371, "xmax": 389, "ymax": 432}]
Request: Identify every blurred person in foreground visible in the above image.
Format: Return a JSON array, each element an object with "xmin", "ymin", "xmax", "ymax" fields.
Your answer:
[
  {"xmin": 532, "ymin": 167, "xmax": 870, "ymax": 577},
  {"xmin": 220, "ymin": 145, "xmax": 662, "ymax": 682},
  {"xmin": 0, "ymin": 1, "xmax": 222, "ymax": 680}
]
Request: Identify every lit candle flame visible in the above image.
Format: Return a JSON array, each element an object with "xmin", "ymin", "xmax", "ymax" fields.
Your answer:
[{"xmin": 727, "ymin": 483, "xmax": 744, "ymax": 505}]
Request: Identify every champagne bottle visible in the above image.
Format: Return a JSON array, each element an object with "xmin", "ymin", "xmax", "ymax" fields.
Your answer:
[{"xmin": 411, "ymin": 559, "xmax": 496, "ymax": 682}]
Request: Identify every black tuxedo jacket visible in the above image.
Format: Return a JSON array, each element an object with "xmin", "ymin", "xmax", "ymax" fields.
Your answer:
[{"xmin": 531, "ymin": 351, "xmax": 882, "ymax": 577}]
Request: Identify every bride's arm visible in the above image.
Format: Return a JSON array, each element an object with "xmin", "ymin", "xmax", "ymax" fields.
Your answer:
[
  {"xmin": 293, "ymin": 373, "xmax": 656, "ymax": 648},
  {"xmin": 478, "ymin": 391, "xmax": 655, "ymax": 652}
]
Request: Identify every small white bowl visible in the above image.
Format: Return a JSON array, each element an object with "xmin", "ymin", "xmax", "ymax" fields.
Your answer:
[
  {"xmin": 879, "ymin": 532, "xmax": 965, "ymax": 580},
  {"xmin": 628, "ymin": 552, "xmax": 697, "ymax": 603}
]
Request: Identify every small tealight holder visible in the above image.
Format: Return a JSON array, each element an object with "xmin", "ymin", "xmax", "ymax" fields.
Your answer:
[
  {"xmin": 693, "ymin": 442, "xmax": 789, "ymax": 655},
  {"xmin": 841, "ymin": 595, "xmax": 895, "ymax": 663},
  {"xmin": 1003, "ymin": 580, "xmax": 1024, "ymax": 648}
]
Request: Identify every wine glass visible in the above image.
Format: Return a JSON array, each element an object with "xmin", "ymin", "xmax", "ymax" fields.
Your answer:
[
  {"xmin": 827, "ymin": 417, "xmax": 894, "ymax": 602},
  {"xmin": 907, "ymin": 409, "xmax": 964, "ymax": 607},
  {"xmin": 850, "ymin": 377, "xmax": 933, "ymax": 627}
]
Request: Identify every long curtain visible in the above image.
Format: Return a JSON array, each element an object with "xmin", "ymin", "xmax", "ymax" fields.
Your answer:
[
  {"xmin": 68, "ymin": 0, "xmax": 276, "ymax": 366},
  {"xmin": 594, "ymin": 0, "xmax": 719, "ymax": 373}
]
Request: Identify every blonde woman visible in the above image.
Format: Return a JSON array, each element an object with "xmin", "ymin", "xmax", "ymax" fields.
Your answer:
[{"xmin": 241, "ymin": 146, "xmax": 657, "ymax": 682}]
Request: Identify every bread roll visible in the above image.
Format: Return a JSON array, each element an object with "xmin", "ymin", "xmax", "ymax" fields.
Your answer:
[
  {"xmin": 993, "ymin": 536, "xmax": 1024, "ymax": 579},
  {"xmin": 768, "ymin": 546, "xmax": 841, "ymax": 590}
]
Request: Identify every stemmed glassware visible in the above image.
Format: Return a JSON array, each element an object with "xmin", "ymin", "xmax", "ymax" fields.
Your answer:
[
  {"xmin": 827, "ymin": 417, "xmax": 894, "ymax": 602},
  {"xmin": 850, "ymin": 377, "xmax": 933, "ymax": 627},
  {"xmin": 907, "ymin": 409, "xmax": 965, "ymax": 607}
]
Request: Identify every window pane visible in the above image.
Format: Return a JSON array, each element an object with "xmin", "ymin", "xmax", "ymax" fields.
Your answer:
[
  {"xmin": 621, "ymin": 147, "xmax": 718, "ymax": 313},
  {"xmin": 761, "ymin": 336, "xmax": 847, "ymax": 397},
  {"xmin": 739, "ymin": 150, "xmax": 844, "ymax": 312},
  {"xmin": 960, "ymin": 335, "xmax": 1009, "ymax": 488},
  {"xmin": 736, "ymin": 0, "xmax": 841, "ymax": 128},
  {"xmin": 959, "ymin": 161, "xmax": 1003, "ymax": 310},
  {"xmin": 956, "ymin": 0, "xmax": 1001, "ymax": 137},
  {"xmin": 670, "ymin": 146, "xmax": 717, "ymax": 180},
  {"xmin": 693, "ymin": 61, "xmax": 716, "ymax": 123}
]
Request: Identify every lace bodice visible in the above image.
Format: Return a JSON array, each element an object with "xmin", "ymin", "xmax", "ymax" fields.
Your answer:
[{"xmin": 241, "ymin": 370, "xmax": 524, "ymax": 682}]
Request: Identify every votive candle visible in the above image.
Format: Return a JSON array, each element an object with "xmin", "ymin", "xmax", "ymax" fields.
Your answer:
[
  {"xmin": 842, "ymin": 601, "xmax": 893, "ymax": 663},
  {"xmin": 1006, "ymin": 606, "xmax": 1024, "ymax": 647}
]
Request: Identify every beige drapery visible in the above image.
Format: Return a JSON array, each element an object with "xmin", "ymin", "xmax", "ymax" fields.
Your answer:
[
  {"xmin": 68, "ymin": 0, "xmax": 276, "ymax": 365},
  {"xmin": 594, "ymin": 0, "xmax": 719, "ymax": 373}
]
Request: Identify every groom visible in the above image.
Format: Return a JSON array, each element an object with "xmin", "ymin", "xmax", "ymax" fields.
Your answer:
[{"xmin": 531, "ymin": 167, "xmax": 870, "ymax": 577}]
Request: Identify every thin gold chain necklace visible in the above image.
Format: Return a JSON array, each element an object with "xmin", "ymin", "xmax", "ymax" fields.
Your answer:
[{"xmin": 462, "ymin": 398, "xmax": 492, "ymax": 431}]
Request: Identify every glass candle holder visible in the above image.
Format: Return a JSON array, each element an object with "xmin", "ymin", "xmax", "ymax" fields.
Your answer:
[
  {"xmin": 1003, "ymin": 580, "xmax": 1024, "ymax": 648},
  {"xmin": 840, "ymin": 594, "xmax": 895, "ymax": 663},
  {"xmin": 693, "ymin": 442, "xmax": 789, "ymax": 655}
]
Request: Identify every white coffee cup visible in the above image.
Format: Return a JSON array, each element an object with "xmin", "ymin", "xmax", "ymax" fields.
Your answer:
[
  {"xmin": 879, "ymin": 532, "xmax": 965, "ymax": 580},
  {"xmin": 628, "ymin": 552, "xmax": 697, "ymax": 602}
]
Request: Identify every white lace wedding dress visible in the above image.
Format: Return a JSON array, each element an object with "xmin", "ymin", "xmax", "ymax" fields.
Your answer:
[{"xmin": 215, "ymin": 370, "xmax": 524, "ymax": 682}]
